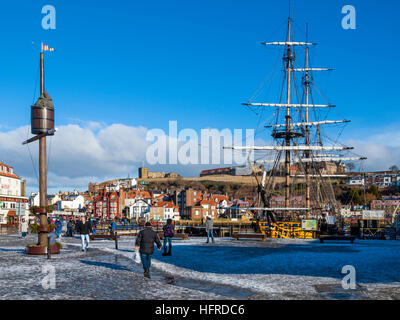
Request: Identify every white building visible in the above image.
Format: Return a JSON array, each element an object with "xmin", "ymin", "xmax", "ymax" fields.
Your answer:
[
  {"xmin": 29, "ymin": 192, "xmax": 40, "ymax": 208},
  {"xmin": 346, "ymin": 177, "xmax": 365, "ymax": 186},
  {"xmin": 105, "ymin": 178, "xmax": 137, "ymax": 192},
  {"xmin": 30, "ymin": 192, "xmax": 63, "ymax": 207},
  {"xmin": 125, "ymin": 198, "xmax": 151, "ymax": 220},
  {"xmin": 0, "ymin": 162, "xmax": 29, "ymax": 225},
  {"xmin": 48, "ymin": 194, "xmax": 62, "ymax": 205},
  {"xmin": 56, "ymin": 195, "xmax": 85, "ymax": 211}
]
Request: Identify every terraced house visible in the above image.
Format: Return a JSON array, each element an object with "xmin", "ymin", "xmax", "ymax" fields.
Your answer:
[{"xmin": 0, "ymin": 162, "xmax": 29, "ymax": 226}]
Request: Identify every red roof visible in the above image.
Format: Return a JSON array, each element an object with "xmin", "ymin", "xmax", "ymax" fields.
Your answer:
[
  {"xmin": 152, "ymin": 201, "xmax": 179, "ymax": 211},
  {"xmin": 0, "ymin": 162, "xmax": 20, "ymax": 179},
  {"xmin": 211, "ymin": 195, "xmax": 228, "ymax": 203}
]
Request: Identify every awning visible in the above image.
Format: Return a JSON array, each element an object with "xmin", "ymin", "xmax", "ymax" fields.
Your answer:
[{"xmin": 7, "ymin": 210, "xmax": 16, "ymax": 217}]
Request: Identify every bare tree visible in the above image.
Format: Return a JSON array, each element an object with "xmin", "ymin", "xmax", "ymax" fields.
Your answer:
[{"xmin": 389, "ymin": 165, "xmax": 399, "ymax": 172}]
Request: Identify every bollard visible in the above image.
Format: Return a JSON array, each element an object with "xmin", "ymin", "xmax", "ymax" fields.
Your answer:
[
  {"xmin": 47, "ymin": 237, "xmax": 51, "ymax": 260},
  {"xmin": 115, "ymin": 231, "xmax": 118, "ymax": 250}
]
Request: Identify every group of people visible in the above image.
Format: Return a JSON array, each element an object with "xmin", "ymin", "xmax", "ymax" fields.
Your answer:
[
  {"xmin": 135, "ymin": 218, "xmax": 174, "ymax": 278},
  {"xmin": 19, "ymin": 213, "xmax": 216, "ymax": 280},
  {"xmin": 135, "ymin": 216, "xmax": 215, "ymax": 278}
]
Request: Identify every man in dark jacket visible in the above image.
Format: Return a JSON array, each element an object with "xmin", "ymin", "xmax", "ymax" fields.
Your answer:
[
  {"xmin": 135, "ymin": 222, "xmax": 162, "ymax": 278},
  {"xmin": 66, "ymin": 218, "xmax": 74, "ymax": 237},
  {"xmin": 76, "ymin": 216, "xmax": 92, "ymax": 252}
]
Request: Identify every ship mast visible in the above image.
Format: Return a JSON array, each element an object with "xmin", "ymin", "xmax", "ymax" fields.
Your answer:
[
  {"xmin": 226, "ymin": 1, "xmax": 367, "ymax": 220},
  {"xmin": 284, "ymin": 11, "xmax": 293, "ymax": 210},
  {"xmin": 304, "ymin": 24, "xmax": 311, "ymax": 215}
]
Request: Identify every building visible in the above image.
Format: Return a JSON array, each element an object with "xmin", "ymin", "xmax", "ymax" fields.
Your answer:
[
  {"xmin": 126, "ymin": 198, "xmax": 151, "ymax": 220},
  {"xmin": 270, "ymin": 196, "xmax": 305, "ymax": 208},
  {"xmin": 279, "ymin": 161, "xmax": 346, "ymax": 176},
  {"xmin": 173, "ymin": 188, "xmax": 230, "ymax": 220},
  {"xmin": 88, "ymin": 182, "xmax": 99, "ymax": 195},
  {"xmin": 371, "ymin": 196, "xmax": 400, "ymax": 220},
  {"xmin": 0, "ymin": 162, "xmax": 29, "ymax": 225},
  {"xmin": 123, "ymin": 190, "xmax": 152, "ymax": 220},
  {"xmin": 346, "ymin": 177, "xmax": 365, "ymax": 186},
  {"xmin": 138, "ymin": 167, "xmax": 181, "ymax": 179},
  {"xmin": 92, "ymin": 188, "xmax": 152, "ymax": 220},
  {"xmin": 47, "ymin": 194, "xmax": 62, "ymax": 206},
  {"xmin": 211, "ymin": 194, "xmax": 229, "ymax": 216},
  {"xmin": 223, "ymin": 199, "xmax": 255, "ymax": 218},
  {"xmin": 56, "ymin": 195, "xmax": 85, "ymax": 211},
  {"xmin": 350, "ymin": 172, "xmax": 400, "ymax": 188},
  {"xmin": 92, "ymin": 191, "xmax": 120, "ymax": 219},
  {"xmin": 339, "ymin": 205, "xmax": 363, "ymax": 218},
  {"xmin": 366, "ymin": 173, "xmax": 400, "ymax": 188},
  {"xmin": 150, "ymin": 201, "xmax": 180, "ymax": 221},
  {"xmin": 200, "ymin": 164, "xmax": 261, "ymax": 177},
  {"xmin": 173, "ymin": 188, "xmax": 204, "ymax": 219}
]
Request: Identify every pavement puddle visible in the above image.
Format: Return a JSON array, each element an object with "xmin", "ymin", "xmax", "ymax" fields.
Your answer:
[{"xmin": 314, "ymin": 284, "xmax": 367, "ymax": 300}]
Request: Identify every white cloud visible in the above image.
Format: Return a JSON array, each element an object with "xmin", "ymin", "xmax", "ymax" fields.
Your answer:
[
  {"xmin": 3, "ymin": 122, "xmax": 395, "ymax": 194},
  {"xmin": 347, "ymin": 129, "xmax": 400, "ymax": 171},
  {"xmin": 0, "ymin": 124, "xmax": 151, "ymax": 193},
  {"xmin": 1, "ymin": 123, "xmax": 245, "ymax": 193}
]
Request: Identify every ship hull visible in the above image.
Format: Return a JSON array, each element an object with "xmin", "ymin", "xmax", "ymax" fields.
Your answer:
[{"xmin": 258, "ymin": 221, "xmax": 317, "ymax": 239}]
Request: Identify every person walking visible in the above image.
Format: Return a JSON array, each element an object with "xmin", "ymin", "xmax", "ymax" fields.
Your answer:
[
  {"xmin": 54, "ymin": 217, "xmax": 62, "ymax": 238},
  {"xmin": 205, "ymin": 216, "xmax": 214, "ymax": 243},
  {"xmin": 162, "ymin": 219, "xmax": 174, "ymax": 256},
  {"xmin": 20, "ymin": 219, "xmax": 29, "ymax": 239},
  {"xmin": 76, "ymin": 216, "xmax": 92, "ymax": 252},
  {"xmin": 66, "ymin": 218, "xmax": 74, "ymax": 237},
  {"xmin": 135, "ymin": 222, "xmax": 162, "ymax": 278},
  {"xmin": 109, "ymin": 218, "xmax": 117, "ymax": 236}
]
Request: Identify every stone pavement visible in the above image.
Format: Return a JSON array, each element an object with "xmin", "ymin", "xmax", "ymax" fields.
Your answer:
[{"xmin": 0, "ymin": 235, "xmax": 226, "ymax": 300}]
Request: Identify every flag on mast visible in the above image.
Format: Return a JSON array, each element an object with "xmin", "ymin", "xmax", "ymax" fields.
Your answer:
[{"xmin": 41, "ymin": 43, "xmax": 55, "ymax": 52}]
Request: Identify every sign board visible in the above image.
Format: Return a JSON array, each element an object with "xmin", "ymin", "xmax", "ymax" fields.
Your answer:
[
  {"xmin": 302, "ymin": 219, "xmax": 317, "ymax": 231},
  {"xmin": 326, "ymin": 215, "xmax": 336, "ymax": 225},
  {"xmin": 140, "ymin": 181, "xmax": 149, "ymax": 185},
  {"xmin": 362, "ymin": 210, "xmax": 385, "ymax": 220}
]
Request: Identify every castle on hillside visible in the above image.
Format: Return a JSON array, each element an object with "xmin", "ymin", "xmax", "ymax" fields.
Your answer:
[{"xmin": 138, "ymin": 167, "xmax": 181, "ymax": 179}]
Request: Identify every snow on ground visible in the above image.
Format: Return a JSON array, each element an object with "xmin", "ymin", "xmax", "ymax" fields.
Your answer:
[
  {"xmin": 1, "ymin": 234, "xmax": 400, "ymax": 299},
  {"xmin": 70, "ymin": 236, "xmax": 400, "ymax": 299},
  {"xmin": 0, "ymin": 235, "xmax": 225, "ymax": 300}
]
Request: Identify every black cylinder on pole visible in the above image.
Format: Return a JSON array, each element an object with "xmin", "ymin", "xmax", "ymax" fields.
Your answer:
[{"xmin": 31, "ymin": 52, "xmax": 55, "ymax": 135}]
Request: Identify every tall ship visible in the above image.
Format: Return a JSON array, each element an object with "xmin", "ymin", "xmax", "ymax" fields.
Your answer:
[{"xmin": 227, "ymin": 4, "xmax": 366, "ymax": 239}]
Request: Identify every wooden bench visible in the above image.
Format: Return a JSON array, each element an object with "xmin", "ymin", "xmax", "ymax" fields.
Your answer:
[
  {"xmin": 158, "ymin": 232, "xmax": 189, "ymax": 240},
  {"xmin": 319, "ymin": 235, "xmax": 355, "ymax": 243},
  {"xmin": 232, "ymin": 233, "xmax": 268, "ymax": 241}
]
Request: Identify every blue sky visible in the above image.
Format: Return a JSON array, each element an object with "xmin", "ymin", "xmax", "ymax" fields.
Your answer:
[{"xmin": 0, "ymin": 0, "xmax": 399, "ymax": 191}]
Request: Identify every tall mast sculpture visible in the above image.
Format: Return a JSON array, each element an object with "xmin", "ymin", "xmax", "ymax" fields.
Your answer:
[{"xmin": 25, "ymin": 43, "xmax": 57, "ymax": 255}]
